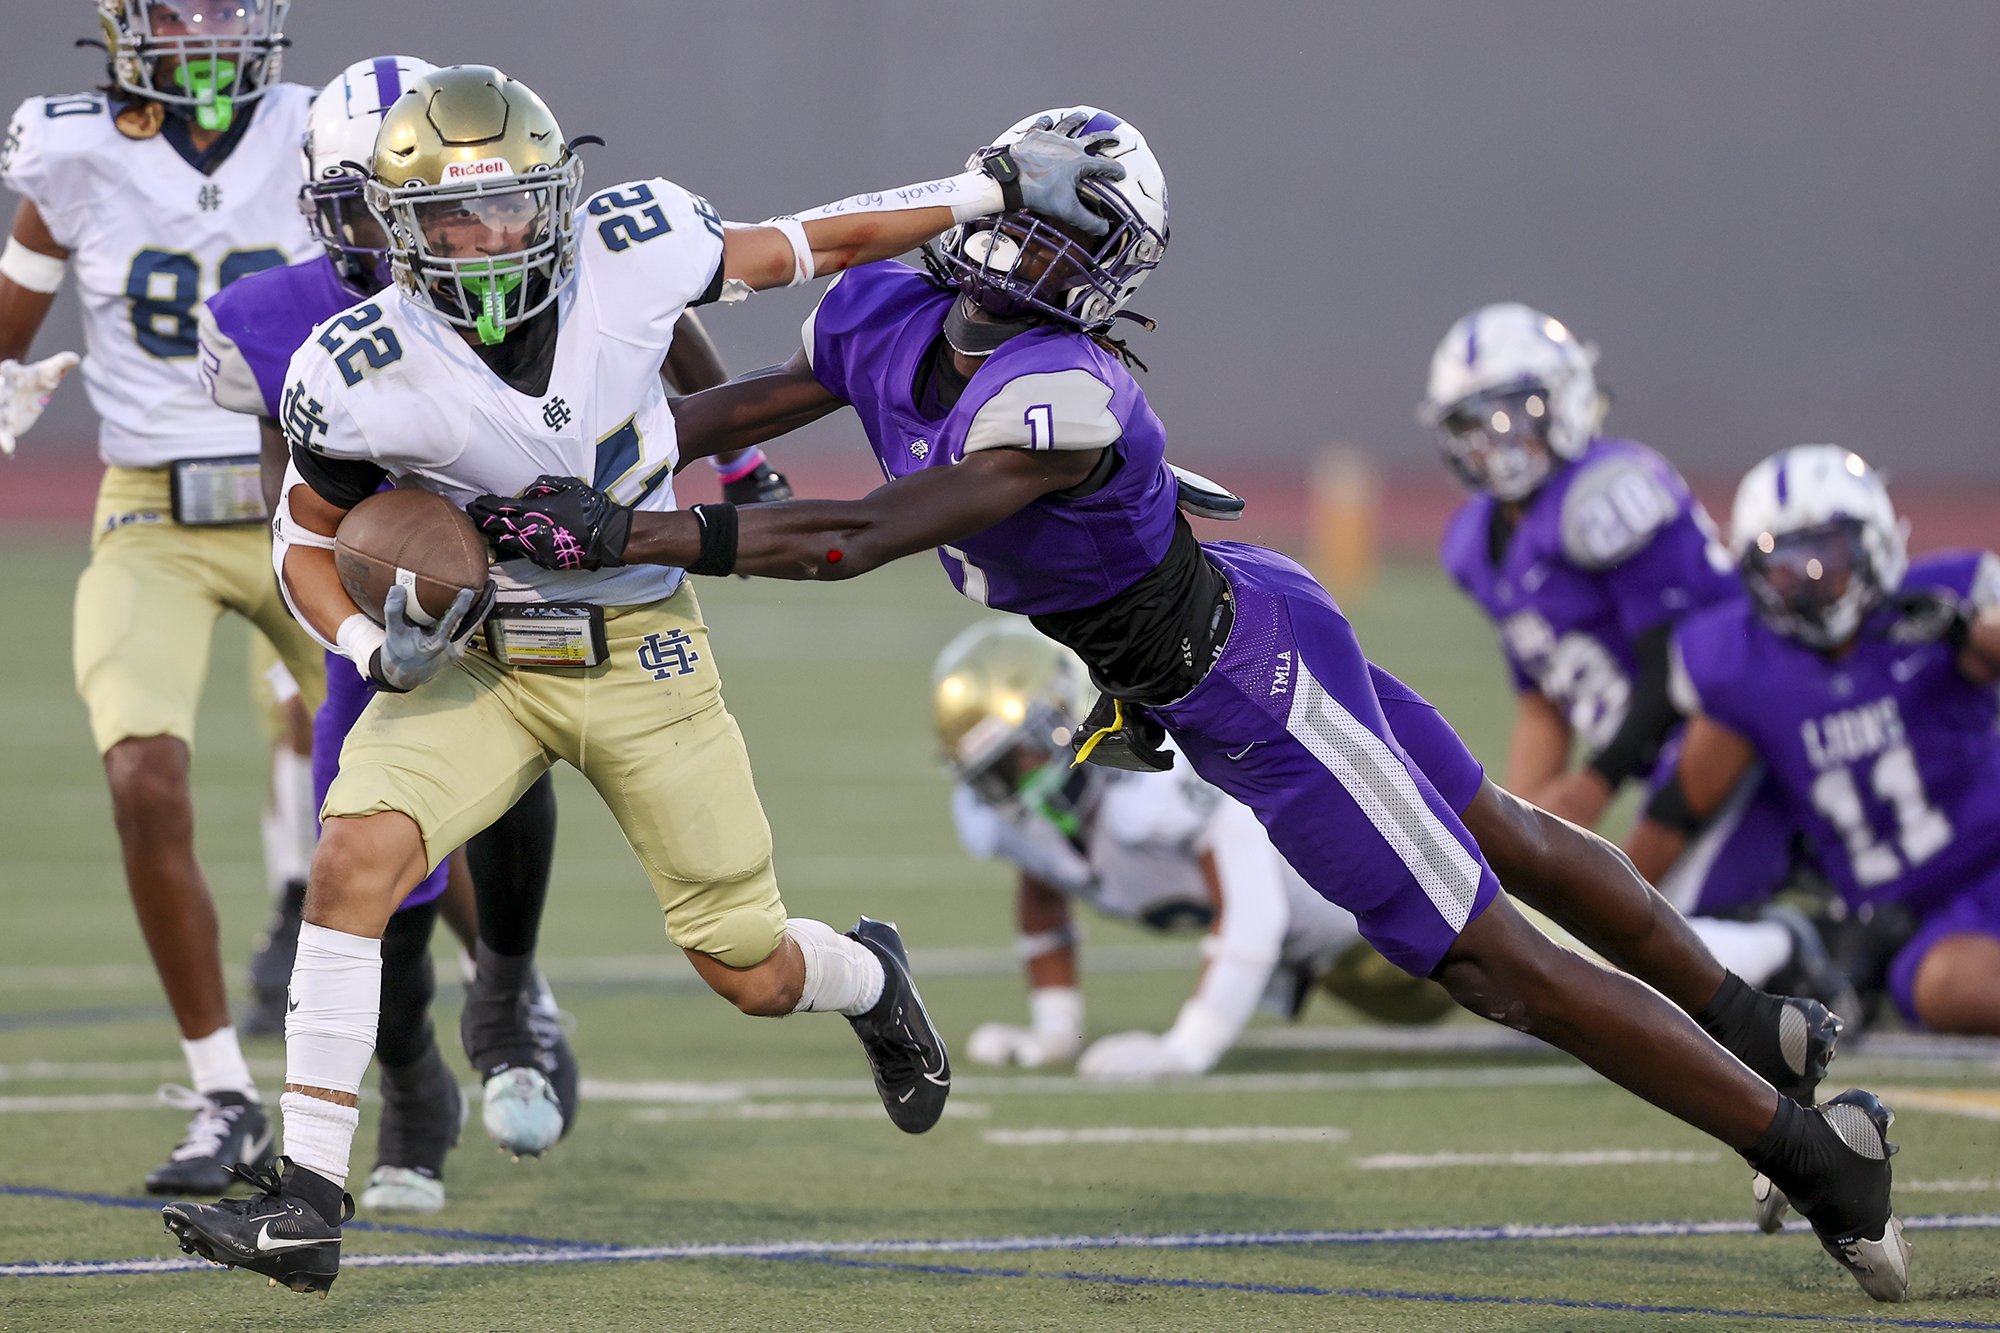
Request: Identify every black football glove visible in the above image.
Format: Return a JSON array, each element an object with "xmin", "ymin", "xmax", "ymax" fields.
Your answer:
[
  {"xmin": 721, "ymin": 460, "xmax": 793, "ymax": 506},
  {"xmin": 1070, "ymin": 692, "xmax": 1174, "ymax": 773},
  {"xmin": 1880, "ymin": 586, "xmax": 1972, "ymax": 649},
  {"xmin": 468, "ymin": 474, "xmax": 632, "ymax": 572}
]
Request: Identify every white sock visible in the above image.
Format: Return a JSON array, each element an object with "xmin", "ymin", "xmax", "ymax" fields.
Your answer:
[
  {"xmin": 280, "ymin": 1091, "xmax": 360, "ymax": 1188},
  {"xmin": 181, "ymin": 1026, "xmax": 257, "ymax": 1101},
  {"xmin": 1029, "ymin": 986, "xmax": 1084, "ymax": 1046},
  {"xmin": 786, "ymin": 919, "xmax": 886, "ymax": 1016},
  {"xmin": 1690, "ymin": 917, "xmax": 1794, "ymax": 989},
  {"xmin": 261, "ymin": 747, "xmax": 316, "ymax": 897}
]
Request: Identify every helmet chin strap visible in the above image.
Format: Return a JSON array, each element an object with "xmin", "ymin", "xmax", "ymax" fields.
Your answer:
[{"xmin": 943, "ymin": 294, "xmax": 1037, "ymax": 358}]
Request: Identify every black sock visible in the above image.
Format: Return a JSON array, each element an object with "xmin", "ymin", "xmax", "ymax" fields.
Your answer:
[
  {"xmin": 460, "ymin": 941, "xmax": 540, "ymax": 1076},
  {"xmin": 1742, "ymin": 1096, "xmax": 1888, "ymax": 1241},
  {"xmin": 283, "ymin": 1160, "xmax": 348, "ymax": 1228},
  {"xmin": 1697, "ymin": 971, "xmax": 1816, "ymax": 1100}
]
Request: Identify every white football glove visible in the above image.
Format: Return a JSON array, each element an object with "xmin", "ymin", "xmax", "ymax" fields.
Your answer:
[
  {"xmin": 965, "ymin": 1021, "xmax": 1081, "ymax": 1069},
  {"xmin": 1077, "ymin": 1030, "xmax": 1207, "ymax": 1082},
  {"xmin": 0, "ymin": 351, "xmax": 81, "ymax": 457}
]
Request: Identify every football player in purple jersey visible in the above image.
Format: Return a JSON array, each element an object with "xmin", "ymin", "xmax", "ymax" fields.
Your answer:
[
  {"xmin": 1629, "ymin": 445, "xmax": 2000, "ymax": 1037},
  {"xmin": 471, "ymin": 107, "xmax": 1910, "ymax": 1301},
  {"xmin": 1420, "ymin": 304, "xmax": 1849, "ymax": 1013}
]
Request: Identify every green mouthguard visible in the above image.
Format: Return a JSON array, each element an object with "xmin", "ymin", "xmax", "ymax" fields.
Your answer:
[
  {"xmin": 463, "ymin": 268, "xmax": 524, "ymax": 345},
  {"xmin": 173, "ymin": 59, "xmax": 239, "ymax": 132}
]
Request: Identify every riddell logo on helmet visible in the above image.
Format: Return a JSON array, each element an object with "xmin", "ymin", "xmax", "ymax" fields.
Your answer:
[{"xmin": 441, "ymin": 158, "xmax": 514, "ymax": 182}]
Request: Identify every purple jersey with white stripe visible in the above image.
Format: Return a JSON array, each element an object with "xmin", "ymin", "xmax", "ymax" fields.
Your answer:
[
  {"xmin": 805, "ymin": 261, "xmax": 1177, "ymax": 614},
  {"xmin": 201, "ymin": 252, "xmax": 359, "ymax": 418},
  {"xmin": 1675, "ymin": 550, "xmax": 2000, "ymax": 916},
  {"xmin": 1441, "ymin": 437, "xmax": 1738, "ymax": 754}
]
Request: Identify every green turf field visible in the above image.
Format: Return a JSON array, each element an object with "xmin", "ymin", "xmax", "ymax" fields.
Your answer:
[{"xmin": 2, "ymin": 531, "xmax": 1997, "ymax": 1332}]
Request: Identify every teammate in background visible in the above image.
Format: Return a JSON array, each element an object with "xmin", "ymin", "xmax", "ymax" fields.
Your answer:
[
  {"xmin": 1418, "ymin": 304, "xmax": 1849, "ymax": 1012},
  {"xmin": 0, "ymin": 0, "xmax": 325, "ymax": 1194},
  {"xmin": 936, "ymin": 619, "xmax": 1450, "ymax": 1077},
  {"xmin": 1628, "ymin": 446, "xmax": 2000, "ymax": 1037},
  {"xmin": 494, "ymin": 106, "xmax": 1914, "ymax": 1301},
  {"xmin": 159, "ymin": 65, "xmax": 1117, "ymax": 1294}
]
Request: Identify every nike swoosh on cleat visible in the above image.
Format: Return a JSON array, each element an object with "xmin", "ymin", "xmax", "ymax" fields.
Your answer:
[
  {"xmin": 255, "ymin": 1223, "xmax": 330, "ymax": 1253},
  {"xmin": 241, "ymin": 1126, "xmax": 274, "ymax": 1161},
  {"xmin": 896, "ymin": 1089, "xmax": 915, "ymax": 1103}
]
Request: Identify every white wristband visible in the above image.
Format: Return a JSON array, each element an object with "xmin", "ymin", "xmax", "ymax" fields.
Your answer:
[
  {"xmin": 0, "ymin": 237, "xmax": 66, "ymax": 294},
  {"xmin": 788, "ymin": 170, "xmax": 1005, "ymax": 229},
  {"xmin": 335, "ymin": 613, "xmax": 386, "ymax": 676},
  {"xmin": 760, "ymin": 216, "xmax": 813, "ymax": 286}
]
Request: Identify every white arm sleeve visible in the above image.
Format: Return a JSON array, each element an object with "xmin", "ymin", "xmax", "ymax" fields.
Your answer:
[
  {"xmin": 271, "ymin": 460, "xmax": 344, "ymax": 656},
  {"xmin": 781, "ymin": 170, "xmax": 1005, "ymax": 228},
  {"xmin": 1157, "ymin": 796, "xmax": 1290, "ymax": 1073}
]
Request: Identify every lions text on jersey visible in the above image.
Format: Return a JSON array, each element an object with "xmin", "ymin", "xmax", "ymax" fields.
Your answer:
[
  {"xmin": 2, "ymin": 86, "xmax": 314, "ymax": 465},
  {"xmin": 281, "ymin": 178, "xmax": 727, "ymax": 606}
]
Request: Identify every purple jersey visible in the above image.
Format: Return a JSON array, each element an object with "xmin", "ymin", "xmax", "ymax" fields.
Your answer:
[
  {"xmin": 1675, "ymin": 550, "xmax": 2000, "ymax": 916},
  {"xmin": 1442, "ymin": 437, "xmax": 1737, "ymax": 753},
  {"xmin": 805, "ymin": 262, "xmax": 1176, "ymax": 614},
  {"xmin": 199, "ymin": 252, "xmax": 361, "ymax": 419}
]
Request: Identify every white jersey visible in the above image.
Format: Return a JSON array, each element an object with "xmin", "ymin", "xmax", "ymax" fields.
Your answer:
[
  {"xmin": 1, "ymin": 87, "xmax": 315, "ymax": 467},
  {"xmin": 282, "ymin": 176, "xmax": 726, "ymax": 606},
  {"xmin": 952, "ymin": 756, "xmax": 1359, "ymax": 971}
]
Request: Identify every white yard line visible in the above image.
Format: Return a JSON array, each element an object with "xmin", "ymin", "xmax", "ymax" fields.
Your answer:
[
  {"xmin": 1353, "ymin": 1150, "xmax": 1720, "ymax": 1170},
  {"xmin": 631, "ymin": 1101, "xmax": 989, "ymax": 1122},
  {"xmin": 1899, "ymin": 1179, "xmax": 1999, "ymax": 1192},
  {"xmin": 985, "ymin": 1126, "xmax": 1347, "ymax": 1146}
]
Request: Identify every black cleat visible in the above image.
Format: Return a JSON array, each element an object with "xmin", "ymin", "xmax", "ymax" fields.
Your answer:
[
  {"xmin": 144, "ymin": 1088, "xmax": 274, "ymax": 1196},
  {"xmin": 242, "ymin": 880, "xmax": 307, "ymax": 1037},
  {"xmin": 1700, "ymin": 972, "xmax": 1842, "ymax": 1106},
  {"xmin": 1798, "ymin": 1091, "xmax": 1911, "ymax": 1302},
  {"xmin": 845, "ymin": 918, "xmax": 950, "ymax": 1134},
  {"xmin": 463, "ymin": 949, "xmax": 580, "ymax": 1156},
  {"xmin": 162, "ymin": 1158, "xmax": 352, "ymax": 1296},
  {"xmin": 1759, "ymin": 904, "xmax": 1864, "ymax": 1029}
]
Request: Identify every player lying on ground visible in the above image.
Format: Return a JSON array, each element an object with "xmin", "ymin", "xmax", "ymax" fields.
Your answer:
[
  {"xmin": 1419, "ymin": 304, "xmax": 1854, "ymax": 1016},
  {"xmin": 1, "ymin": 0, "xmax": 331, "ymax": 1194},
  {"xmin": 474, "ymin": 106, "xmax": 1912, "ymax": 1302},
  {"xmin": 195, "ymin": 57, "xmax": 587, "ymax": 1209},
  {"xmin": 1622, "ymin": 446, "xmax": 2000, "ymax": 1226},
  {"xmin": 159, "ymin": 64, "xmax": 1120, "ymax": 1295},
  {"xmin": 934, "ymin": 618, "xmax": 1451, "ymax": 1076}
]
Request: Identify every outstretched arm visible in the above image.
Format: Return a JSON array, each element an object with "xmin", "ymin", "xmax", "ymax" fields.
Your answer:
[
  {"xmin": 671, "ymin": 350, "xmax": 843, "ymax": 470},
  {"xmin": 1623, "ymin": 714, "xmax": 1759, "ymax": 883},
  {"xmin": 717, "ymin": 114, "xmax": 1125, "ymax": 293}
]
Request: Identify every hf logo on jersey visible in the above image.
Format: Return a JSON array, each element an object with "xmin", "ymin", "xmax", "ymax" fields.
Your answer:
[
  {"xmin": 282, "ymin": 382, "xmax": 331, "ymax": 452},
  {"xmin": 637, "ymin": 629, "xmax": 701, "ymax": 681},
  {"xmin": 197, "ymin": 184, "xmax": 223, "ymax": 212},
  {"xmin": 542, "ymin": 397, "xmax": 572, "ymax": 431}
]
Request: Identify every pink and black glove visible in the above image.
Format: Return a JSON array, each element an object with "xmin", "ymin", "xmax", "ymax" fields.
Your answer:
[{"xmin": 468, "ymin": 475, "xmax": 632, "ymax": 572}]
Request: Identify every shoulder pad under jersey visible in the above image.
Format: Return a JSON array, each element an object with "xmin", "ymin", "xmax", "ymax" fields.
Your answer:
[
  {"xmin": 1972, "ymin": 551, "xmax": 2000, "ymax": 610},
  {"xmin": 964, "ymin": 367, "xmax": 1119, "ymax": 454},
  {"xmin": 1559, "ymin": 448, "xmax": 1684, "ymax": 571}
]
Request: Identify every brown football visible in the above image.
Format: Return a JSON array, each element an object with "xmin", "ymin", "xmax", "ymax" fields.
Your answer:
[{"xmin": 334, "ymin": 488, "xmax": 490, "ymax": 626}]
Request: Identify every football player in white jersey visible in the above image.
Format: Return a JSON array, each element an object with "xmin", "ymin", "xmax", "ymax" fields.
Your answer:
[
  {"xmin": 935, "ymin": 620, "xmax": 1452, "ymax": 1077},
  {"xmin": 0, "ymin": 0, "xmax": 328, "ymax": 1195},
  {"xmin": 156, "ymin": 64, "xmax": 1120, "ymax": 1294}
]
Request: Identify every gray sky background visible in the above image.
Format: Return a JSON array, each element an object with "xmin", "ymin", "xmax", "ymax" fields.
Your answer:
[{"xmin": 6, "ymin": 1, "xmax": 1997, "ymax": 478}]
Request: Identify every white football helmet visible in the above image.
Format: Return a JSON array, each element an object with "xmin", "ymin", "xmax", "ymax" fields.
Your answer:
[
  {"xmin": 1418, "ymin": 303, "xmax": 1603, "ymax": 502},
  {"xmin": 928, "ymin": 106, "xmax": 1168, "ymax": 333},
  {"xmin": 1730, "ymin": 445, "xmax": 1909, "ymax": 650},
  {"xmin": 301, "ymin": 57, "xmax": 438, "ymax": 291}
]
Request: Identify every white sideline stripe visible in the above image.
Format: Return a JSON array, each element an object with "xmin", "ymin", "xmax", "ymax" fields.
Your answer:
[
  {"xmin": 12, "ymin": 1213, "xmax": 2000, "ymax": 1279},
  {"xmin": 631, "ymin": 1101, "xmax": 990, "ymax": 1122},
  {"xmin": 1287, "ymin": 665, "xmax": 1482, "ymax": 932},
  {"xmin": 1901, "ymin": 1179, "xmax": 2000, "ymax": 1192},
  {"xmin": 1354, "ymin": 1150, "xmax": 1721, "ymax": 1170},
  {"xmin": 985, "ymin": 1126, "xmax": 1348, "ymax": 1145},
  {"xmin": 1235, "ymin": 1027, "xmax": 1543, "ymax": 1053}
]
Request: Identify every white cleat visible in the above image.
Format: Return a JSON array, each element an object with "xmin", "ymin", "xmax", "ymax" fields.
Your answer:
[
  {"xmin": 483, "ymin": 1066, "xmax": 564, "ymax": 1158},
  {"xmin": 1751, "ymin": 1171, "xmax": 1790, "ymax": 1233},
  {"xmin": 357, "ymin": 1166, "xmax": 445, "ymax": 1214},
  {"xmin": 1825, "ymin": 1216, "xmax": 1912, "ymax": 1304}
]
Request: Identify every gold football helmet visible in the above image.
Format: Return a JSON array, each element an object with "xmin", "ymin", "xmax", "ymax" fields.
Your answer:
[
  {"xmin": 933, "ymin": 620, "xmax": 1096, "ymax": 819},
  {"xmin": 363, "ymin": 65, "xmax": 583, "ymax": 345},
  {"xmin": 95, "ymin": 0, "xmax": 289, "ymax": 132}
]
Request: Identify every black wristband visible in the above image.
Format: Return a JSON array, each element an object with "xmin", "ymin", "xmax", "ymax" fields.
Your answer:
[
  {"xmin": 597, "ymin": 502, "xmax": 632, "ymax": 569},
  {"xmin": 686, "ymin": 502, "xmax": 739, "ymax": 577},
  {"xmin": 366, "ymin": 648, "xmax": 410, "ymax": 694},
  {"xmin": 1644, "ymin": 770, "xmax": 1704, "ymax": 836},
  {"xmin": 980, "ymin": 150, "xmax": 1025, "ymax": 213}
]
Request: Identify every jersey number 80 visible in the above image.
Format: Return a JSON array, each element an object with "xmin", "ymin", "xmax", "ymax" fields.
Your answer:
[{"xmin": 125, "ymin": 246, "xmax": 286, "ymax": 359}]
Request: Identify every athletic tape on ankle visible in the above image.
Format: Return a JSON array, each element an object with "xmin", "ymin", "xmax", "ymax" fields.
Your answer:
[{"xmin": 785, "ymin": 919, "xmax": 884, "ymax": 1015}]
